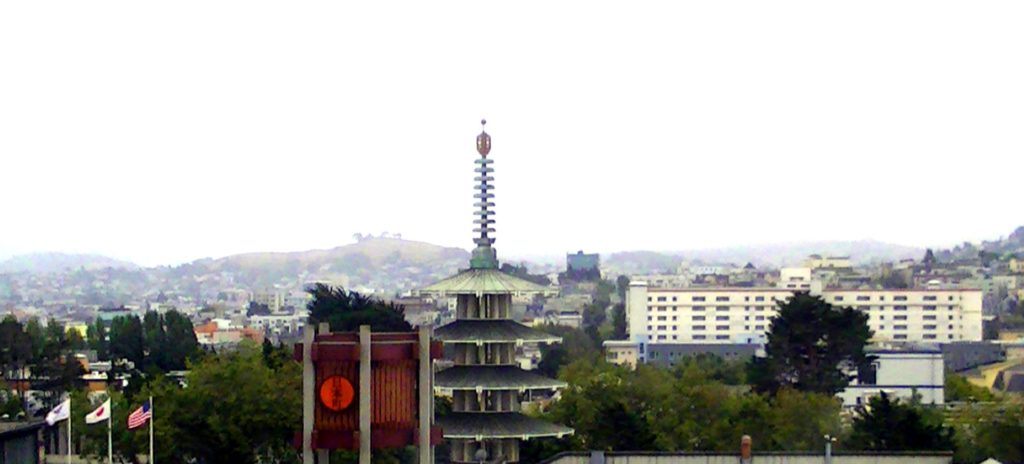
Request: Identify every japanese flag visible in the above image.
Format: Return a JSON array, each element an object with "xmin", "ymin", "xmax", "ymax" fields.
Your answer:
[{"xmin": 85, "ymin": 399, "xmax": 111, "ymax": 425}]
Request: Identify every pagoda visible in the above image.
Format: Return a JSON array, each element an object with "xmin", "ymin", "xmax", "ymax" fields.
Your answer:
[{"xmin": 420, "ymin": 121, "xmax": 573, "ymax": 463}]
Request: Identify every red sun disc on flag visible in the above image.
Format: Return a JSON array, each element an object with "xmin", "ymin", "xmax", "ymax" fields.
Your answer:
[{"xmin": 319, "ymin": 376, "xmax": 355, "ymax": 411}]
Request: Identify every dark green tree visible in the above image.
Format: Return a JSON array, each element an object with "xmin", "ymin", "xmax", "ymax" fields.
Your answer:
[
  {"xmin": 162, "ymin": 310, "xmax": 200, "ymax": 370},
  {"xmin": 86, "ymin": 317, "xmax": 109, "ymax": 360},
  {"xmin": 306, "ymin": 284, "xmax": 411, "ymax": 332},
  {"xmin": 610, "ymin": 303, "xmax": 627, "ymax": 340},
  {"xmin": 109, "ymin": 315, "xmax": 145, "ymax": 369},
  {"xmin": 848, "ymin": 392, "xmax": 954, "ymax": 451},
  {"xmin": 748, "ymin": 292, "xmax": 873, "ymax": 395}
]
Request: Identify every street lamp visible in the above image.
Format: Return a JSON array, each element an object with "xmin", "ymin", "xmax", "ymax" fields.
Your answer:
[{"xmin": 823, "ymin": 434, "xmax": 837, "ymax": 464}]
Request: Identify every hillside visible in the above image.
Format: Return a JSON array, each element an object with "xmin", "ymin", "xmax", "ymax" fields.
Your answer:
[
  {"xmin": 0, "ymin": 252, "xmax": 139, "ymax": 274},
  {"xmin": 606, "ymin": 240, "xmax": 924, "ymax": 273}
]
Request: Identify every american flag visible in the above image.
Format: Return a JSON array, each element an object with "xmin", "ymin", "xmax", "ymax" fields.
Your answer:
[{"xmin": 127, "ymin": 400, "xmax": 152, "ymax": 429}]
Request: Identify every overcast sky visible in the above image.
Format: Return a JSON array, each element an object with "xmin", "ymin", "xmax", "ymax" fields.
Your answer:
[{"xmin": 1, "ymin": 1, "xmax": 1022, "ymax": 266}]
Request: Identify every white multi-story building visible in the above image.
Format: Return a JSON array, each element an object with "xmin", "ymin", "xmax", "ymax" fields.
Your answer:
[
  {"xmin": 838, "ymin": 346, "xmax": 945, "ymax": 407},
  {"xmin": 625, "ymin": 281, "xmax": 983, "ymax": 354}
]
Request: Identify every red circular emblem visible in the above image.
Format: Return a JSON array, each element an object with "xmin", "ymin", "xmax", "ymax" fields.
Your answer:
[{"xmin": 319, "ymin": 376, "xmax": 355, "ymax": 411}]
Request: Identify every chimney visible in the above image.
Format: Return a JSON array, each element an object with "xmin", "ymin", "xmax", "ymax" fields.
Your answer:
[{"xmin": 740, "ymin": 435, "xmax": 753, "ymax": 463}]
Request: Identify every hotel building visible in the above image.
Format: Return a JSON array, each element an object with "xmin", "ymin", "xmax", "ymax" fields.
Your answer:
[{"xmin": 624, "ymin": 281, "xmax": 983, "ymax": 362}]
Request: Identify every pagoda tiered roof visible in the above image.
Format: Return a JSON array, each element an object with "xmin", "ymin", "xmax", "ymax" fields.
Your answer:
[
  {"xmin": 434, "ymin": 319, "xmax": 562, "ymax": 344},
  {"xmin": 438, "ymin": 413, "xmax": 574, "ymax": 440},
  {"xmin": 418, "ymin": 268, "xmax": 557, "ymax": 296},
  {"xmin": 435, "ymin": 365, "xmax": 568, "ymax": 392}
]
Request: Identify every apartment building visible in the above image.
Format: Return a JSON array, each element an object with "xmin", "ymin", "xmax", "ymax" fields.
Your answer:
[
  {"xmin": 838, "ymin": 345, "xmax": 945, "ymax": 407},
  {"xmin": 625, "ymin": 281, "xmax": 983, "ymax": 353}
]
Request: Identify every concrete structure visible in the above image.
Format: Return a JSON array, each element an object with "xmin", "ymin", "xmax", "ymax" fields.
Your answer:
[
  {"xmin": 539, "ymin": 451, "xmax": 952, "ymax": 464},
  {"xmin": 805, "ymin": 255, "xmax": 853, "ymax": 270},
  {"xmin": 0, "ymin": 421, "xmax": 44, "ymax": 463},
  {"xmin": 251, "ymin": 290, "xmax": 284, "ymax": 313},
  {"xmin": 418, "ymin": 122, "xmax": 572, "ymax": 463},
  {"xmin": 838, "ymin": 345, "xmax": 945, "ymax": 407},
  {"xmin": 625, "ymin": 283, "xmax": 983, "ymax": 356},
  {"xmin": 603, "ymin": 340, "xmax": 640, "ymax": 368}
]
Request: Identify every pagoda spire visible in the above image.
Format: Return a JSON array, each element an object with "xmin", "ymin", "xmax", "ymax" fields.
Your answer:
[{"xmin": 470, "ymin": 119, "xmax": 499, "ymax": 269}]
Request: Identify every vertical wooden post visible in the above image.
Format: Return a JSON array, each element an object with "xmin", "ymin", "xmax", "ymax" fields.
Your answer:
[
  {"xmin": 317, "ymin": 323, "xmax": 331, "ymax": 464},
  {"xmin": 302, "ymin": 326, "xmax": 315, "ymax": 464},
  {"xmin": 418, "ymin": 325, "xmax": 433, "ymax": 464},
  {"xmin": 359, "ymin": 325, "xmax": 372, "ymax": 464}
]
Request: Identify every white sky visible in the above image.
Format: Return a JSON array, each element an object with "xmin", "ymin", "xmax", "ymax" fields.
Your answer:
[{"xmin": 1, "ymin": 1, "xmax": 1022, "ymax": 266}]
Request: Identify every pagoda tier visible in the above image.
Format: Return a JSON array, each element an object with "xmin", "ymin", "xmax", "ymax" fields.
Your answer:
[{"xmin": 435, "ymin": 365, "xmax": 567, "ymax": 392}]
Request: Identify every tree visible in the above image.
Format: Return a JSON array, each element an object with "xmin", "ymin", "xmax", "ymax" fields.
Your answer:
[
  {"xmin": 86, "ymin": 317, "xmax": 109, "ymax": 361},
  {"xmin": 748, "ymin": 292, "xmax": 873, "ymax": 395},
  {"xmin": 138, "ymin": 343, "xmax": 301, "ymax": 464},
  {"xmin": 306, "ymin": 284, "xmax": 411, "ymax": 332},
  {"xmin": 535, "ymin": 325, "xmax": 600, "ymax": 378},
  {"xmin": 848, "ymin": 392, "xmax": 954, "ymax": 451},
  {"xmin": 766, "ymin": 389, "xmax": 842, "ymax": 450},
  {"xmin": 951, "ymin": 399, "xmax": 1024, "ymax": 463},
  {"xmin": 945, "ymin": 373, "xmax": 996, "ymax": 402},
  {"xmin": 610, "ymin": 303, "xmax": 627, "ymax": 340},
  {"xmin": 109, "ymin": 315, "xmax": 145, "ymax": 369}
]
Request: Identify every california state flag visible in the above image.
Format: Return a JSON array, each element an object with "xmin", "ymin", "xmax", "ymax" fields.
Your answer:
[{"xmin": 85, "ymin": 399, "xmax": 111, "ymax": 425}]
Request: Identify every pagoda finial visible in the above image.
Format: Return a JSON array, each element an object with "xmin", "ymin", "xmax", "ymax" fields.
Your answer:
[{"xmin": 470, "ymin": 119, "xmax": 499, "ymax": 269}]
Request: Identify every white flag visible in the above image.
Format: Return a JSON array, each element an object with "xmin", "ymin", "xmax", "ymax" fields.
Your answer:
[
  {"xmin": 85, "ymin": 399, "xmax": 111, "ymax": 425},
  {"xmin": 45, "ymin": 399, "xmax": 70, "ymax": 426}
]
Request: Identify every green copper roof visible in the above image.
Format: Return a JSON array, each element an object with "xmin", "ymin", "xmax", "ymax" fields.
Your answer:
[
  {"xmin": 439, "ymin": 412, "xmax": 574, "ymax": 440},
  {"xmin": 434, "ymin": 320, "xmax": 562, "ymax": 344},
  {"xmin": 418, "ymin": 268, "xmax": 557, "ymax": 296},
  {"xmin": 435, "ymin": 366, "xmax": 568, "ymax": 391}
]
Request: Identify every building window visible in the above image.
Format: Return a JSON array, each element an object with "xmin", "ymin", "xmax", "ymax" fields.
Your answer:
[
  {"xmin": 948, "ymin": 324, "xmax": 954, "ymax": 330},
  {"xmin": 716, "ymin": 296, "xmax": 730, "ymax": 302},
  {"xmin": 693, "ymin": 315, "xmax": 706, "ymax": 321},
  {"xmin": 693, "ymin": 335, "xmax": 706, "ymax": 340},
  {"xmin": 716, "ymin": 335, "xmax": 729, "ymax": 340},
  {"xmin": 879, "ymin": 325, "xmax": 885, "ymax": 330},
  {"xmin": 857, "ymin": 296, "xmax": 871, "ymax": 301},
  {"xmin": 657, "ymin": 335, "xmax": 666, "ymax": 340},
  {"xmin": 672, "ymin": 326, "xmax": 677, "ymax": 330},
  {"xmin": 755, "ymin": 296, "xmax": 765, "ymax": 302},
  {"xmin": 716, "ymin": 325, "xmax": 729, "ymax": 330},
  {"xmin": 755, "ymin": 316, "xmax": 765, "ymax": 321},
  {"xmin": 923, "ymin": 296, "xmax": 937, "ymax": 301},
  {"xmin": 647, "ymin": 326, "xmax": 652, "ymax": 331},
  {"xmin": 745, "ymin": 325, "xmax": 750, "ymax": 330},
  {"xmin": 672, "ymin": 316, "xmax": 677, "ymax": 321},
  {"xmin": 716, "ymin": 315, "xmax": 729, "ymax": 321},
  {"xmin": 657, "ymin": 325, "xmax": 667, "ymax": 330},
  {"xmin": 647, "ymin": 316, "xmax": 653, "ymax": 321},
  {"xmin": 857, "ymin": 306, "xmax": 869, "ymax": 311},
  {"xmin": 756, "ymin": 306, "xmax": 766, "ymax": 311},
  {"xmin": 894, "ymin": 334, "xmax": 908, "ymax": 340},
  {"xmin": 693, "ymin": 306, "xmax": 705, "ymax": 311},
  {"xmin": 894, "ymin": 315, "xmax": 907, "ymax": 321},
  {"xmin": 835, "ymin": 296, "xmax": 845, "ymax": 302},
  {"xmin": 694, "ymin": 325, "xmax": 706, "ymax": 331},
  {"xmin": 924, "ymin": 324, "xmax": 937, "ymax": 330},
  {"xmin": 693, "ymin": 296, "xmax": 706, "ymax": 302},
  {"xmin": 755, "ymin": 325, "xmax": 765, "ymax": 330},
  {"xmin": 894, "ymin": 295, "xmax": 908, "ymax": 301},
  {"xmin": 924, "ymin": 305, "xmax": 937, "ymax": 311},
  {"xmin": 657, "ymin": 316, "xmax": 667, "ymax": 321},
  {"xmin": 894, "ymin": 305, "xmax": 907, "ymax": 311},
  {"xmin": 716, "ymin": 306, "xmax": 729, "ymax": 311},
  {"xmin": 672, "ymin": 297, "xmax": 678, "ymax": 302},
  {"xmin": 924, "ymin": 315, "xmax": 937, "ymax": 321},
  {"xmin": 657, "ymin": 297, "xmax": 667, "ymax": 302},
  {"xmin": 894, "ymin": 325, "xmax": 907, "ymax": 330}
]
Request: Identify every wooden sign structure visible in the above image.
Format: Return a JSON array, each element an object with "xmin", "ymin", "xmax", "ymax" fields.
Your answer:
[{"xmin": 295, "ymin": 324, "xmax": 443, "ymax": 464}]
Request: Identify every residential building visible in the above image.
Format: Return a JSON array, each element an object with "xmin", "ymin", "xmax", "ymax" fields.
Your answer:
[
  {"xmin": 251, "ymin": 290, "xmax": 285, "ymax": 313},
  {"xmin": 566, "ymin": 251, "xmax": 599, "ymax": 272},
  {"xmin": 625, "ymin": 282, "xmax": 983, "ymax": 358},
  {"xmin": 838, "ymin": 345, "xmax": 945, "ymax": 407}
]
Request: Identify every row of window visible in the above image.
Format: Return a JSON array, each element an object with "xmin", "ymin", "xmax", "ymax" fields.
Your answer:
[
  {"xmin": 651, "ymin": 295, "xmax": 776, "ymax": 303},
  {"xmin": 649, "ymin": 315, "xmax": 768, "ymax": 321},
  {"xmin": 648, "ymin": 324, "xmax": 767, "ymax": 332},
  {"xmin": 833, "ymin": 295, "xmax": 954, "ymax": 302},
  {"xmin": 651, "ymin": 294, "xmax": 960, "ymax": 304}
]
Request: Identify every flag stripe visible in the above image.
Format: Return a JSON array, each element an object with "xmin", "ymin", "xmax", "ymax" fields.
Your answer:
[{"xmin": 127, "ymin": 402, "xmax": 151, "ymax": 429}]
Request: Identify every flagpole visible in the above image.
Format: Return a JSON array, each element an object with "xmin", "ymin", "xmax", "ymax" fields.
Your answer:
[
  {"xmin": 108, "ymin": 399, "xmax": 113, "ymax": 464},
  {"xmin": 67, "ymin": 397, "xmax": 72, "ymax": 464},
  {"xmin": 149, "ymin": 396, "xmax": 154, "ymax": 464}
]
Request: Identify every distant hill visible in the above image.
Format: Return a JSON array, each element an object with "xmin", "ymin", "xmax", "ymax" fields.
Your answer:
[
  {"xmin": 0, "ymin": 252, "xmax": 139, "ymax": 274},
  {"xmin": 937, "ymin": 225, "xmax": 1024, "ymax": 262},
  {"xmin": 606, "ymin": 240, "xmax": 924, "ymax": 273},
  {"xmin": 205, "ymin": 237, "xmax": 468, "ymax": 271}
]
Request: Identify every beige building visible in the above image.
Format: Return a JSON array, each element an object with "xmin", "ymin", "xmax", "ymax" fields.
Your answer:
[
  {"xmin": 624, "ymin": 281, "xmax": 983, "ymax": 353},
  {"xmin": 603, "ymin": 340, "xmax": 640, "ymax": 368}
]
